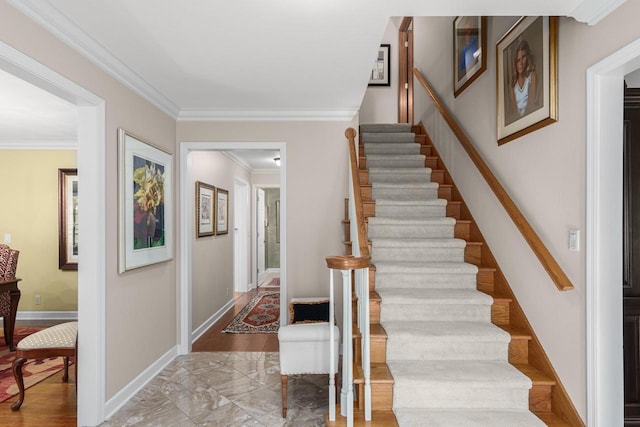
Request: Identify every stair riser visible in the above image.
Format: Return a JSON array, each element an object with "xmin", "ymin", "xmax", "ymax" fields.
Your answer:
[
  {"xmin": 393, "ymin": 385, "xmax": 530, "ymax": 410},
  {"xmin": 360, "ymin": 124, "xmax": 412, "ymax": 134},
  {"xmin": 371, "ymin": 247, "xmax": 464, "ymax": 263},
  {"xmin": 374, "ymin": 205, "xmax": 446, "ymax": 218},
  {"xmin": 368, "ymin": 224, "xmax": 454, "ymax": 239},
  {"xmin": 374, "ymin": 273, "xmax": 478, "ymax": 290},
  {"xmin": 386, "ymin": 338, "xmax": 509, "ymax": 361},
  {"xmin": 367, "ymin": 158, "xmax": 426, "ymax": 168},
  {"xmin": 372, "ymin": 188, "xmax": 439, "ymax": 200},
  {"xmin": 381, "ymin": 304, "xmax": 491, "ymax": 322}
]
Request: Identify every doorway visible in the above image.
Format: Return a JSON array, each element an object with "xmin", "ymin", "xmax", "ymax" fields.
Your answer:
[
  {"xmin": 179, "ymin": 142, "xmax": 287, "ymax": 354},
  {"xmin": 0, "ymin": 42, "xmax": 106, "ymax": 425},
  {"xmin": 234, "ymin": 178, "xmax": 250, "ymax": 294},
  {"xmin": 255, "ymin": 186, "xmax": 281, "ymax": 288},
  {"xmin": 586, "ymin": 39, "xmax": 640, "ymax": 426}
]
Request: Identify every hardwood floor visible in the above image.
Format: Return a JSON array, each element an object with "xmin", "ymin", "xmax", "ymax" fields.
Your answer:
[
  {"xmin": 192, "ymin": 287, "xmax": 280, "ymax": 352},
  {"xmin": 0, "ymin": 320, "xmax": 76, "ymax": 427},
  {"xmin": 0, "ymin": 289, "xmax": 279, "ymax": 426}
]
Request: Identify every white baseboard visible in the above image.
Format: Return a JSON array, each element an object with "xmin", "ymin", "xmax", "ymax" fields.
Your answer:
[
  {"xmin": 104, "ymin": 346, "xmax": 178, "ymax": 419},
  {"xmin": 192, "ymin": 298, "xmax": 235, "ymax": 343},
  {"xmin": 265, "ymin": 268, "xmax": 280, "ymax": 274},
  {"xmin": 16, "ymin": 311, "xmax": 78, "ymax": 320}
]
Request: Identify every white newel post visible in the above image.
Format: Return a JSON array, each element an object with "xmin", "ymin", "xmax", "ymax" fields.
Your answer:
[{"xmin": 326, "ymin": 255, "xmax": 371, "ymax": 427}]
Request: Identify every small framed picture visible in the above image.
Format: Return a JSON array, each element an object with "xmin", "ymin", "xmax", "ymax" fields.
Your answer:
[
  {"xmin": 58, "ymin": 168, "xmax": 78, "ymax": 270},
  {"xmin": 196, "ymin": 181, "xmax": 215, "ymax": 237},
  {"xmin": 368, "ymin": 44, "xmax": 390, "ymax": 86},
  {"xmin": 216, "ymin": 188, "xmax": 229, "ymax": 235},
  {"xmin": 118, "ymin": 129, "xmax": 173, "ymax": 273},
  {"xmin": 453, "ymin": 16, "xmax": 487, "ymax": 97},
  {"xmin": 496, "ymin": 16, "xmax": 558, "ymax": 145}
]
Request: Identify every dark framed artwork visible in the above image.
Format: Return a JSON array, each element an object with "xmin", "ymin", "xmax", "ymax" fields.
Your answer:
[
  {"xmin": 368, "ymin": 44, "xmax": 390, "ymax": 86},
  {"xmin": 216, "ymin": 188, "xmax": 229, "ymax": 235},
  {"xmin": 496, "ymin": 16, "xmax": 558, "ymax": 145},
  {"xmin": 196, "ymin": 181, "xmax": 215, "ymax": 237},
  {"xmin": 58, "ymin": 168, "xmax": 78, "ymax": 270},
  {"xmin": 453, "ymin": 16, "xmax": 487, "ymax": 97},
  {"xmin": 118, "ymin": 128, "xmax": 173, "ymax": 273}
]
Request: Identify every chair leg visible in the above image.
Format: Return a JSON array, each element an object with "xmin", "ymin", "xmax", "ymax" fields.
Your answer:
[
  {"xmin": 281, "ymin": 375, "xmax": 287, "ymax": 417},
  {"xmin": 62, "ymin": 356, "xmax": 69, "ymax": 382},
  {"xmin": 11, "ymin": 356, "xmax": 26, "ymax": 410}
]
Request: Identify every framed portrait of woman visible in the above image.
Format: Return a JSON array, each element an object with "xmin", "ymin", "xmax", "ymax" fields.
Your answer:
[{"xmin": 496, "ymin": 16, "xmax": 558, "ymax": 145}]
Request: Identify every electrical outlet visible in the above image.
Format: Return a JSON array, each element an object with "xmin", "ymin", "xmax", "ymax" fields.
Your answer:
[
  {"xmin": 3, "ymin": 233, "xmax": 10, "ymax": 244},
  {"xmin": 35, "ymin": 295, "xmax": 41, "ymax": 305}
]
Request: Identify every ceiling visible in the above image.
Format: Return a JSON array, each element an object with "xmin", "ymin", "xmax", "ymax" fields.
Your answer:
[{"xmin": 0, "ymin": 0, "xmax": 623, "ymax": 163}]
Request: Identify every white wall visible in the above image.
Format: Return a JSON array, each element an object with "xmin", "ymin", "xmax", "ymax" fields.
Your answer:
[
  {"xmin": 412, "ymin": 5, "xmax": 640, "ymax": 420},
  {"xmin": 359, "ymin": 17, "xmax": 401, "ymax": 124},
  {"xmin": 191, "ymin": 151, "xmax": 251, "ymax": 330}
]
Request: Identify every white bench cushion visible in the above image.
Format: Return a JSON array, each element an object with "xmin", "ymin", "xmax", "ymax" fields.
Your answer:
[{"xmin": 17, "ymin": 321, "xmax": 77, "ymax": 350}]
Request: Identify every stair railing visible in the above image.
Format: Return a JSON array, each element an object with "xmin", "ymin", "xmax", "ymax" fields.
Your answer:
[
  {"xmin": 324, "ymin": 128, "xmax": 372, "ymax": 422},
  {"xmin": 413, "ymin": 68, "xmax": 574, "ymax": 292}
]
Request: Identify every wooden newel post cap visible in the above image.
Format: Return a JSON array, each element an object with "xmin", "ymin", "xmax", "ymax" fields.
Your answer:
[
  {"xmin": 325, "ymin": 255, "xmax": 370, "ymax": 270},
  {"xmin": 345, "ymin": 128, "xmax": 356, "ymax": 140}
]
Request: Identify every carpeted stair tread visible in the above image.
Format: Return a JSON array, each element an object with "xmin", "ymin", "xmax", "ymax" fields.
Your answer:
[
  {"xmin": 369, "ymin": 167, "xmax": 431, "ymax": 174},
  {"xmin": 363, "ymin": 143, "xmax": 420, "ymax": 155},
  {"xmin": 360, "ymin": 123, "xmax": 412, "ymax": 133},
  {"xmin": 362, "ymin": 132, "xmax": 416, "ymax": 144},
  {"xmin": 375, "ymin": 198, "xmax": 447, "ymax": 206},
  {"xmin": 368, "ymin": 216, "xmax": 456, "ymax": 226},
  {"xmin": 394, "ymin": 408, "xmax": 546, "ymax": 427},
  {"xmin": 373, "ymin": 261, "xmax": 479, "ymax": 275},
  {"xmin": 388, "ymin": 360, "xmax": 533, "ymax": 388},
  {"xmin": 372, "ymin": 181, "xmax": 439, "ymax": 189},
  {"xmin": 383, "ymin": 321, "xmax": 510, "ymax": 342},
  {"xmin": 377, "ymin": 288, "xmax": 493, "ymax": 305},
  {"xmin": 371, "ymin": 237, "xmax": 466, "ymax": 248}
]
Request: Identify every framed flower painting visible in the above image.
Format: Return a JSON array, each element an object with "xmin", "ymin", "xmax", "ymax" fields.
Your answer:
[{"xmin": 118, "ymin": 129, "xmax": 173, "ymax": 273}]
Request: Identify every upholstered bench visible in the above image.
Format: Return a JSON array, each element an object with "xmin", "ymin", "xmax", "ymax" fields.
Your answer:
[
  {"xmin": 278, "ymin": 298, "xmax": 339, "ymax": 417},
  {"xmin": 11, "ymin": 321, "xmax": 77, "ymax": 410}
]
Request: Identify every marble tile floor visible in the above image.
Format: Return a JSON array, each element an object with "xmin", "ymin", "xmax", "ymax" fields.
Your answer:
[{"xmin": 100, "ymin": 351, "xmax": 331, "ymax": 426}]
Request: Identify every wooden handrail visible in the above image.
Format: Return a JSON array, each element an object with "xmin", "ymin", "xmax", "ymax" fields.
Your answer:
[
  {"xmin": 346, "ymin": 128, "xmax": 370, "ymax": 258},
  {"xmin": 413, "ymin": 68, "xmax": 573, "ymax": 291}
]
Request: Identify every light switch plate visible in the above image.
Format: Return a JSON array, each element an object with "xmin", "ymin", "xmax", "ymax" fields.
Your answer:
[{"xmin": 569, "ymin": 228, "xmax": 580, "ymax": 251}]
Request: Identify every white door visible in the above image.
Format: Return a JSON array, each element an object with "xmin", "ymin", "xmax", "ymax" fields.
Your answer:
[
  {"xmin": 257, "ymin": 188, "xmax": 266, "ymax": 281},
  {"xmin": 234, "ymin": 178, "xmax": 249, "ymax": 293}
]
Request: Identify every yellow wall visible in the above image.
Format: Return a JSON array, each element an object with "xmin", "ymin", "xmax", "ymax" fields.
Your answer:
[{"xmin": 0, "ymin": 150, "xmax": 77, "ymax": 311}]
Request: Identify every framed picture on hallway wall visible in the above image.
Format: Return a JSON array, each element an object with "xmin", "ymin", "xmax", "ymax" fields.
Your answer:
[
  {"xmin": 118, "ymin": 128, "xmax": 173, "ymax": 273},
  {"xmin": 496, "ymin": 16, "xmax": 558, "ymax": 145},
  {"xmin": 58, "ymin": 168, "xmax": 78, "ymax": 270},
  {"xmin": 196, "ymin": 181, "xmax": 215, "ymax": 237},
  {"xmin": 368, "ymin": 44, "xmax": 390, "ymax": 86},
  {"xmin": 216, "ymin": 188, "xmax": 229, "ymax": 235},
  {"xmin": 453, "ymin": 16, "xmax": 487, "ymax": 97}
]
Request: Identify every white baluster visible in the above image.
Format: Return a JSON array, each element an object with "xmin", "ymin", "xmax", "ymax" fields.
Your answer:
[{"xmin": 329, "ymin": 268, "xmax": 336, "ymax": 421}]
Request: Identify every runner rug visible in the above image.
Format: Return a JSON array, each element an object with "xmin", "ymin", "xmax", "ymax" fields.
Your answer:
[
  {"xmin": 222, "ymin": 291, "xmax": 280, "ymax": 334},
  {"xmin": 0, "ymin": 327, "xmax": 72, "ymax": 403}
]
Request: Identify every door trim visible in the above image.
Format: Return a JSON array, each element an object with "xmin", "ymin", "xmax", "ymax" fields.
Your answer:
[{"xmin": 586, "ymin": 37, "xmax": 640, "ymax": 426}]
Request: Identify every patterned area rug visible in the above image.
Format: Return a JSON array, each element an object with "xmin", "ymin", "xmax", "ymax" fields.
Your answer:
[
  {"xmin": 265, "ymin": 278, "xmax": 280, "ymax": 287},
  {"xmin": 0, "ymin": 327, "xmax": 72, "ymax": 403},
  {"xmin": 222, "ymin": 292, "xmax": 280, "ymax": 334}
]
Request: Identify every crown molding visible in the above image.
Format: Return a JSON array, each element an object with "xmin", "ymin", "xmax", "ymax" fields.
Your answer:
[
  {"xmin": 223, "ymin": 151, "xmax": 252, "ymax": 172},
  {"xmin": 9, "ymin": 0, "xmax": 180, "ymax": 119},
  {"xmin": 178, "ymin": 108, "xmax": 358, "ymax": 122},
  {"xmin": 0, "ymin": 140, "xmax": 77, "ymax": 149},
  {"xmin": 568, "ymin": 0, "xmax": 627, "ymax": 25}
]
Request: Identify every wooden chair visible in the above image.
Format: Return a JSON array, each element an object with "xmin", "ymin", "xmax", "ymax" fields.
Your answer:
[{"xmin": 11, "ymin": 321, "xmax": 77, "ymax": 410}]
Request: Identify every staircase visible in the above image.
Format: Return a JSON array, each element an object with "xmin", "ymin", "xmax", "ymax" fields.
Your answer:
[{"xmin": 333, "ymin": 123, "xmax": 580, "ymax": 426}]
